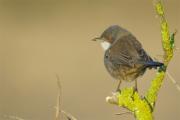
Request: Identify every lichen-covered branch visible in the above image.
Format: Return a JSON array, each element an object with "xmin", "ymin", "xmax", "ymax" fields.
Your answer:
[
  {"xmin": 106, "ymin": 1, "xmax": 175, "ymax": 120},
  {"xmin": 145, "ymin": 0, "xmax": 174, "ymax": 109}
]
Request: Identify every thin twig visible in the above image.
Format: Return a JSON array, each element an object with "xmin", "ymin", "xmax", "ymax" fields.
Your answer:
[
  {"xmin": 54, "ymin": 74, "xmax": 77, "ymax": 120},
  {"xmin": 61, "ymin": 110, "xmax": 77, "ymax": 120},
  {"xmin": 115, "ymin": 111, "xmax": 132, "ymax": 116},
  {"xmin": 3, "ymin": 115, "xmax": 26, "ymax": 120},
  {"xmin": 55, "ymin": 74, "xmax": 63, "ymax": 120},
  {"xmin": 166, "ymin": 71, "xmax": 180, "ymax": 92}
]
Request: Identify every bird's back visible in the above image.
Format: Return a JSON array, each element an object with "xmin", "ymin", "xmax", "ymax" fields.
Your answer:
[{"xmin": 104, "ymin": 33, "xmax": 153, "ymax": 81}]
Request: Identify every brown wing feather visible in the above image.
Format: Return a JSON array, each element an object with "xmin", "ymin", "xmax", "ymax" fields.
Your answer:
[{"xmin": 109, "ymin": 34, "xmax": 142, "ymax": 66}]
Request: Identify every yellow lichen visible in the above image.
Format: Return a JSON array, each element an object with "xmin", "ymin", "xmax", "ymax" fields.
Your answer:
[{"xmin": 155, "ymin": 1, "xmax": 164, "ymax": 16}]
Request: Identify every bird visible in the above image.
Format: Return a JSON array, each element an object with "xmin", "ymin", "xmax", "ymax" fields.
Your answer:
[{"xmin": 93, "ymin": 25, "xmax": 164, "ymax": 91}]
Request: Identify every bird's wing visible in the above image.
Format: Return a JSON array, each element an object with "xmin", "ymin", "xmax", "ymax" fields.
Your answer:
[{"xmin": 108, "ymin": 34, "xmax": 152, "ymax": 66}]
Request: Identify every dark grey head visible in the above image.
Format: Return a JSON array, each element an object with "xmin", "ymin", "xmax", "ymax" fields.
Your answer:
[
  {"xmin": 93, "ymin": 25, "xmax": 129, "ymax": 50},
  {"xmin": 94, "ymin": 25, "xmax": 129, "ymax": 43},
  {"xmin": 101, "ymin": 25, "xmax": 128, "ymax": 43}
]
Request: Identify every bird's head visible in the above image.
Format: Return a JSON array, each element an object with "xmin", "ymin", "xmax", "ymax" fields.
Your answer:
[{"xmin": 92, "ymin": 25, "xmax": 128, "ymax": 51}]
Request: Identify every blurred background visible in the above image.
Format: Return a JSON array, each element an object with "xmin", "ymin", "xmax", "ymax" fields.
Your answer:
[{"xmin": 0, "ymin": 0, "xmax": 179, "ymax": 120}]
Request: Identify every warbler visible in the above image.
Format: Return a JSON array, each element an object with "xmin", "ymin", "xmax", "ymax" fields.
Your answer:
[{"xmin": 93, "ymin": 25, "xmax": 163, "ymax": 91}]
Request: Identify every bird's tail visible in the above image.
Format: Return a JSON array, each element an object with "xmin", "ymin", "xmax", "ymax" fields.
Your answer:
[{"xmin": 144, "ymin": 61, "xmax": 164, "ymax": 69}]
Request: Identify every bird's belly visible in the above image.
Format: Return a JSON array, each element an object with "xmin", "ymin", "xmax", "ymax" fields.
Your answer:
[{"xmin": 104, "ymin": 61, "xmax": 145, "ymax": 82}]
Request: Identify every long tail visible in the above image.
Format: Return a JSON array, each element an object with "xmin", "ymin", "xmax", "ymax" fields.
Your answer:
[{"xmin": 144, "ymin": 61, "xmax": 164, "ymax": 69}]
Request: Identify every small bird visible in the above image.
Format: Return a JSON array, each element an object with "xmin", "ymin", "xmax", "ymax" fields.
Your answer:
[{"xmin": 93, "ymin": 25, "xmax": 163, "ymax": 91}]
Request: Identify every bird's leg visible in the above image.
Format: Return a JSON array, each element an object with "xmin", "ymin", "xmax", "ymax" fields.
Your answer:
[
  {"xmin": 116, "ymin": 80, "xmax": 122, "ymax": 92},
  {"xmin": 134, "ymin": 79, "xmax": 138, "ymax": 92}
]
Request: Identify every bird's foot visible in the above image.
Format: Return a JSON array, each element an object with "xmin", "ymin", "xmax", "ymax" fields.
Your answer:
[
  {"xmin": 133, "ymin": 86, "xmax": 138, "ymax": 92},
  {"xmin": 116, "ymin": 88, "xmax": 121, "ymax": 93}
]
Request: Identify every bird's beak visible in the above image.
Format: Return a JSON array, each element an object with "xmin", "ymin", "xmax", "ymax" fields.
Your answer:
[{"xmin": 92, "ymin": 37, "xmax": 102, "ymax": 41}]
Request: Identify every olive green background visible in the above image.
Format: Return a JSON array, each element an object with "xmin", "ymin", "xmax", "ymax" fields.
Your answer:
[{"xmin": 0, "ymin": 0, "xmax": 179, "ymax": 120}]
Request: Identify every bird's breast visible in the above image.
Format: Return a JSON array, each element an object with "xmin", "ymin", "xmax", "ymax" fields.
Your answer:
[{"xmin": 104, "ymin": 52, "xmax": 146, "ymax": 81}]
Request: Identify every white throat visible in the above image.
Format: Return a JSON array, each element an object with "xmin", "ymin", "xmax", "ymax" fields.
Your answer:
[{"xmin": 101, "ymin": 41, "xmax": 111, "ymax": 51}]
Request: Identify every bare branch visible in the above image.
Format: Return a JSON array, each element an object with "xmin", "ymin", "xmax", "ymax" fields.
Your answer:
[
  {"xmin": 166, "ymin": 71, "xmax": 180, "ymax": 92},
  {"xmin": 3, "ymin": 115, "xmax": 26, "ymax": 120},
  {"xmin": 55, "ymin": 74, "xmax": 63, "ymax": 120},
  {"xmin": 115, "ymin": 111, "xmax": 132, "ymax": 116},
  {"xmin": 61, "ymin": 110, "xmax": 77, "ymax": 120},
  {"xmin": 54, "ymin": 74, "xmax": 77, "ymax": 120}
]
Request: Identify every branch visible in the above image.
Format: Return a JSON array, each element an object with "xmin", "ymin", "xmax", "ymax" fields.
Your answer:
[
  {"xmin": 106, "ymin": 1, "xmax": 175, "ymax": 120},
  {"xmin": 61, "ymin": 110, "xmax": 77, "ymax": 120},
  {"xmin": 55, "ymin": 74, "xmax": 63, "ymax": 120},
  {"xmin": 55, "ymin": 75, "xmax": 77, "ymax": 120},
  {"xmin": 145, "ymin": 0, "xmax": 174, "ymax": 108},
  {"xmin": 3, "ymin": 115, "xmax": 26, "ymax": 120}
]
